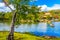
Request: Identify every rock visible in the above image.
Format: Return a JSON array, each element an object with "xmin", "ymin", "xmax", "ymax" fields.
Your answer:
[
  {"xmin": 43, "ymin": 36, "xmax": 56, "ymax": 39},
  {"xmin": 50, "ymin": 24, "xmax": 54, "ymax": 27}
]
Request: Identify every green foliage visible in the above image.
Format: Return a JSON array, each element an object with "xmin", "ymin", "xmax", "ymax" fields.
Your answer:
[
  {"xmin": 2, "ymin": 0, "xmax": 41, "ymax": 24},
  {"xmin": 2, "ymin": 0, "xmax": 60, "ymax": 24},
  {"xmin": 0, "ymin": 10, "xmax": 60, "ymax": 24}
]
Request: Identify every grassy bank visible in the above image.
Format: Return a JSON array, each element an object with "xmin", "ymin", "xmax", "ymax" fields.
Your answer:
[{"xmin": 0, "ymin": 31, "xmax": 60, "ymax": 40}]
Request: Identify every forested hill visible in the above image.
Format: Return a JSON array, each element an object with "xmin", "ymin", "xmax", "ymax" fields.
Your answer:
[{"xmin": 0, "ymin": 9, "xmax": 60, "ymax": 24}]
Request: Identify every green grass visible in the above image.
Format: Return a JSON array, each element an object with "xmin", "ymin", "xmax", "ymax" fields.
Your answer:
[{"xmin": 0, "ymin": 31, "xmax": 60, "ymax": 40}]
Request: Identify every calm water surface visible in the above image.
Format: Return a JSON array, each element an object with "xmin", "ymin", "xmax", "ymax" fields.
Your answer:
[{"xmin": 0, "ymin": 22, "xmax": 60, "ymax": 37}]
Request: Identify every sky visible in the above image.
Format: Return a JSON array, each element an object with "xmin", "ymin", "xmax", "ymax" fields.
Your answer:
[
  {"xmin": 0, "ymin": 0, "xmax": 60, "ymax": 12},
  {"xmin": 32, "ymin": 0, "xmax": 60, "ymax": 7}
]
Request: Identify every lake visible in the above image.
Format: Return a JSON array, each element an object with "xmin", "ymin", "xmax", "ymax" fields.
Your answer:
[{"xmin": 0, "ymin": 22, "xmax": 60, "ymax": 37}]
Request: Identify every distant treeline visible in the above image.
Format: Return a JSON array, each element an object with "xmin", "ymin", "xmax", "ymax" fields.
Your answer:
[{"xmin": 0, "ymin": 10, "xmax": 60, "ymax": 24}]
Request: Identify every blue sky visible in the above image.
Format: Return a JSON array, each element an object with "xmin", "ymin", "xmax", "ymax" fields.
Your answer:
[
  {"xmin": 30, "ymin": 0, "xmax": 60, "ymax": 7},
  {"xmin": 0, "ymin": 0, "xmax": 60, "ymax": 6},
  {"xmin": 0, "ymin": 0, "xmax": 60, "ymax": 12}
]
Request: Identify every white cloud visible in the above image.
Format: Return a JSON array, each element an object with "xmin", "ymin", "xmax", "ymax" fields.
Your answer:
[
  {"xmin": 38, "ymin": 5, "xmax": 48, "ymax": 11},
  {"xmin": 0, "ymin": 2, "xmax": 15, "ymax": 12},
  {"xmin": 38, "ymin": 4, "xmax": 60, "ymax": 11},
  {"xmin": 0, "ymin": 2, "xmax": 60, "ymax": 12},
  {"xmin": 49, "ymin": 4, "xmax": 60, "ymax": 10},
  {"xmin": 9, "ymin": 4, "xmax": 15, "ymax": 10},
  {"xmin": 0, "ymin": 3, "xmax": 5, "ymax": 7}
]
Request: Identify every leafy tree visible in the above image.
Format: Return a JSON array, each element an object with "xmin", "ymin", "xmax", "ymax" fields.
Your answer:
[{"xmin": 2, "ymin": 0, "xmax": 38, "ymax": 40}]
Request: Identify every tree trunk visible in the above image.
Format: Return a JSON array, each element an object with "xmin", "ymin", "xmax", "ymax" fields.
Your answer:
[
  {"xmin": 3, "ymin": 0, "xmax": 16, "ymax": 40},
  {"xmin": 7, "ymin": 11, "xmax": 16, "ymax": 40}
]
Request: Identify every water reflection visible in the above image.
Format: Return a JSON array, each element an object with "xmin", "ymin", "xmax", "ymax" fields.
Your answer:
[
  {"xmin": 54, "ymin": 22, "xmax": 60, "ymax": 36},
  {"xmin": 15, "ymin": 23, "xmax": 47, "ymax": 33},
  {"xmin": 0, "ymin": 23, "xmax": 10, "ymax": 31},
  {"xmin": 0, "ymin": 22, "xmax": 60, "ymax": 37},
  {"xmin": 37, "ymin": 23, "xmax": 47, "ymax": 32}
]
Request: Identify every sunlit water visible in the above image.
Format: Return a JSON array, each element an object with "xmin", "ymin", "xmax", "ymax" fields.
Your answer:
[{"xmin": 0, "ymin": 22, "xmax": 60, "ymax": 37}]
